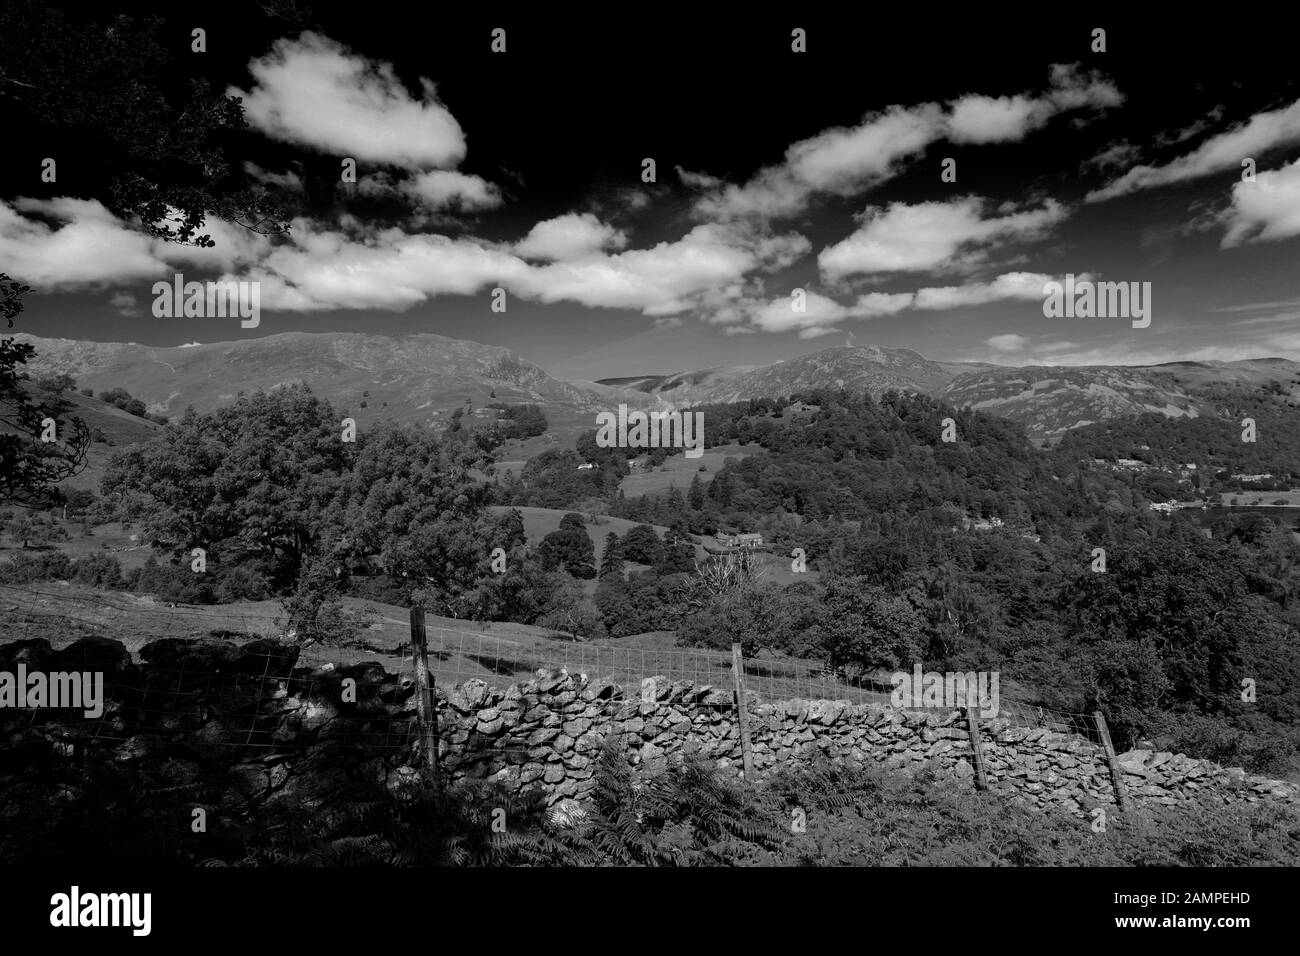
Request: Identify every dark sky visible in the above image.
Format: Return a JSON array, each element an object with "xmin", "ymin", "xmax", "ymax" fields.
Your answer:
[{"xmin": 3, "ymin": 5, "xmax": 1299, "ymax": 378}]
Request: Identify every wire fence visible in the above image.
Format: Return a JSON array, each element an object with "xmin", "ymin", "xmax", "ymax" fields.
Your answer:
[{"xmin": 0, "ymin": 582, "xmax": 1103, "ymax": 752}]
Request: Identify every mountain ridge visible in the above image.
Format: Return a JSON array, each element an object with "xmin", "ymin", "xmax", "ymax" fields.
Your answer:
[{"xmin": 11, "ymin": 332, "xmax": 1300, "ymax": 441}]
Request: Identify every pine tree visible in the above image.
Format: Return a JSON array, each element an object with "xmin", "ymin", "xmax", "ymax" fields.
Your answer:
[
  {"xmin": 688, "ymin": 473, "xmax": 705, "ymax": 510},
  {"xmin": 598, "ymin": 532, "xmax": 625, "ymax": 581}
]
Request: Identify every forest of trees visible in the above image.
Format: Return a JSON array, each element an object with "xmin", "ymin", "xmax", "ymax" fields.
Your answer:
[
  {"xmin": 492, "ymin": 388, "xmax": 1300, "ymax": 775},
  {"xmin": 3, "ymin": 371, "xmax": 1298, "ymax": 775}
]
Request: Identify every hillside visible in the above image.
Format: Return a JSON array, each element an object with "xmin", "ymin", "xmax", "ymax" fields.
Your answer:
[
  {"xmin": 0, "ymin": 383, "xmax": 163, "ymax": 493},
  {"xmin": 939, "ymin": 366, "xmax": 1209, "ymax": 442},
  {"xmin": 12, "ymin": 333, "xmax": 1300, "ymax": 453},
  {"xmin": 10, "ymin": 331, "xmax": 641, "ymax": 427},
  {"xmin": 610, "ymin": 346, "xmax": 972, "ymax": 406}
]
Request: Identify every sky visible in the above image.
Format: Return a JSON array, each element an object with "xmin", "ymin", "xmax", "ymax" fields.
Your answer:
[{"xmin": 3, "ymin": 8, "xmax": 1299, "ymax": 380}]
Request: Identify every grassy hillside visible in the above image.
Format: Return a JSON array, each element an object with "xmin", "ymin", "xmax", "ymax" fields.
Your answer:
[
  {"xmin": 0, "ymin": 384, "xmax": 162, "ymax": 494},
  {"xmin": 617, "ymin": 442, "xmax": 760, "ymax": 498}
]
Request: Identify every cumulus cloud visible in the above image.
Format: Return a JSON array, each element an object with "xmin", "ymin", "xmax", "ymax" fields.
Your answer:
[
  {"xmin": 947, "ymin": 65, "xmax": 1120, "ymax": 144},
  {"xmin": 675, "ymin": 166, "xmax": 723, "ymax": 189},
  {"xmin": 818, "ymin": 197, "xmax": 1067, "ymax": 279},
  {"xmin": 2, "ymin": 198, "xmax": 168, "ymax": 287},
  {"xmin": 912, "ymin": 271, "xmax": 1057, "ymax": 310},
  {"xmin": 514, "ymin": 225, "xmax": 762, "ymax": 315},
  {"xmin": 231, "ymin": 34, "xmax": 501, "ymax": 214},
  {"xmin": 514, "ymin": 213, "xmax": 627, "ymax": 260},
  {"xmin": 1088, "ymin": 96, "xmax": 1300, "ymax": 201},
  {"xmin": 401, "ymin": 170, "xmax": 502, "ymax": 211},
  {"xmin": 748, "ymin": 291, "xmax": 863, "ymax": 333},
  {"xmin": 696, "ymin": 65, "xmax": 1120, "ymax": 222},
  {"xmin": 231, "ymin": 33, "xmax": 467, "ymax": 168},
  {"xmin": 3, "ymin": 197, "xmax": 274, "ymax": 288},
  {"xmin": 1221, "ymin": 156, "xmax": 1300, "ymax": 246},
  {"xmin": 987, "ymin": 333, "xmax": 1029, "ymax": 352},
  {"xmin": 1, "ymin": 192, "xmax": 812, "ymax": 321}
]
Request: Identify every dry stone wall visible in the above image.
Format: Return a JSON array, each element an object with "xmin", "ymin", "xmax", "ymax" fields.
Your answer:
[
  {"xmin": 2, "ymin": 636, "xmax": 1295, "ymax": 821},
  {"xmin": 440, "ymin": 669, "xmax": 1300, "ymax": 815}
]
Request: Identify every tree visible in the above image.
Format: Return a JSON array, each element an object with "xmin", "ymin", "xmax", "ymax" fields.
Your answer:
[
  {"xmin": 811, "ymin": 578, "xmax": 928, "ymax": 678},
  {"xmin": 621, "ymin": 524, "xmax": 663, "ymax": 565},
  {"xmin": 598, "ymin": 532, "xmax": 625, "ymax": 581},
  {"xmin": 102, "ymin": 386, "xmax": 351, "ymax": 588},
  {"xmin": 537, "ymin": 522, "xmax": 596, "ymax": 579},
  {"xmin": 98, "ymin": 387, "xmax": 149, "ymax": 418},
  {"xmin": 0, "ymin": 3, "xmax": 290, "ymax": 304},
  {"xmin": 538, "ymin": 576, "xmax": 605, "ymax": 640},
  {"xmin": 1, "ymin": 335, "xmax": 90, "ymax": 505},
  {"xmin": 654, "ymin": 529, "xmax": 696, "ymax": 575},
  {"xmin": 5, "ymin": 510, "xmax": 69, "ymax": 549},
  {"xmin": 688, "ymin": 473, "xmax": 705, "ymax": 510},
  {"xmin": 1060, "ymin": 536, "xmax": 1250, "ymax": 713}
]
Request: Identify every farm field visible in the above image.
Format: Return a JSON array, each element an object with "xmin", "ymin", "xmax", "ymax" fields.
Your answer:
[
  {"xmin": 616, "ymin": 443, "xmax": 761, "ymax": 498},
  {"xmin": 0, "ymin": 582, "xmax": 884, "ymax": 705}
]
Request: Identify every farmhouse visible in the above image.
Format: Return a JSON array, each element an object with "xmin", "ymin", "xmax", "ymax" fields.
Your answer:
[{"xmin": 716, "ymin": 532, "xmax": 763, "ymax": 549}]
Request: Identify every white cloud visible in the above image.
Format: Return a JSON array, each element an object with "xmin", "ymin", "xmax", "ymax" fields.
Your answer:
[
  {"xmin": 818, "ymin": 197, "xmax": 1067, "ymax": 279},
  {"xmin": 749, "ymin": 291, "xmax": 859, "ymax": 333},
  {"xmin": 855, "ymin": 291, "xmax": 915, "ymax": 316},
  {"xmin": 987, "ymin": 333, "xmax": 1029, "ymax": 352},
  {"xmin": 1221, "ymin": 157, "xmax": 1300, "ymax": 246},
  {"xmin": 248, "ymin": 220, "xmax": 528, "ymax": 311},
  {"xmin": 514, "ymin": 213, "xmax": 627, "ymax": 261},
  {"xmin": 2, "ymin": 198, "xmax": 166, "ymax": 287},
  {"xmin": 912, "ymin": 271, "xmax": 1057, "ymax": 310},
  {"xmin": 798, "ymin": 326, "xmax": 841, "ymax": 339},
  {"xmin": 514, "ymin": 225, "xmax": 760, "ymax": 314},
  {"xmin": 675, "ymin": 166, "xmax": 723, "ymax": 189},
  {"xmin": 1088, "ymin": 96, "xmax": 1300, "ymax": 202},
  {"xmin": 946, "ymin": 95, "xmax": 1039, "ymax": 144},
  {"xmin": 697, "ymin": 65, "xmax": 1119, "ymax": 222},
  {"xmin": 231, "ymin": 33, "xmax": 466, "ymax": 168},
  {"xmin": 736, "ymin": 288, "xmax": 912, "ymax": 337},
  {"xmin": 696, "ymin": 104, "xmax": 943, "ymax": 221},
  {"xmin": 152, "ymin": 212, "xmax": 273, "ymax": 272},
  {"xmin": 0, "ymin": 194, "xmax": 809, "ymax": 321},
  {"xmin": 401, "ymin": 170, "xmax": 502, "ymax": 211}
]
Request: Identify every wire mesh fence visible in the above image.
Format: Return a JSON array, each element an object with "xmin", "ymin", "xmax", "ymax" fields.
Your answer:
[{"xmin": 0, "ymin": 583, "xmax": 1104, "ymax": 753}]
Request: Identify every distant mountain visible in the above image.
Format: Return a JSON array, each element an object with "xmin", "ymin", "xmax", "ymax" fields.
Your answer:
[
  {"xmin": 11, "ymin": 332, "xmax": 636, "ymax": 426},
  {"xmin": 939, "ymin": 366, "xmax": 1209, "ymax": 442},
  {"xmin": 13, "ymin": 332, "xmax": 1299, "ymax": 448},
  {"xmin": 940, "ymin": 359, "xmax": 1300, "ymax": 442},
  {"xmin": 615, "ymin": 346, "xmax": 991, "ymax": 406},
  {"xmin": 1140, "ymin": 357, "xmax": 1300, "ymax": 394}
]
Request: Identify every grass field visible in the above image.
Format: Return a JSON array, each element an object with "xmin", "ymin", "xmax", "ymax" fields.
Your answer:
[
  {"xmin": 0, "ymin": 520, "xmax": 157, "ymax": 572},
  {"xmin": 616, "ymin": 443, "xmax": 760, "ymax": 498},
  {"xmin": 0, "ymin": 582, "xmax": 889, "ymax": 705}
]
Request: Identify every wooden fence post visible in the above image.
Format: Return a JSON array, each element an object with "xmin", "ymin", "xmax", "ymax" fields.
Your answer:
[
  {"xmin": 1094, "ymin": 710, "xmax": 1129, "ymax": 812},
  {"xmin": 965, "ymin": 707, "xmax": 990, "ymax": 791},
  {"xmin": 731, "ymin": 642, "xmax": 755, "ymax": 781},
  {"xmin": 409, "ymin": 607, "xmax": 440, "ymax": 786}
]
